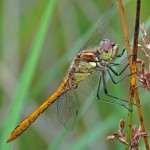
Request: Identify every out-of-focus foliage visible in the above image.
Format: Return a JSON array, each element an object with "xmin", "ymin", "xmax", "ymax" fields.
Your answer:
[{"xmin": 0, "ymin": 0, "xmax": 150, "ymax": 150}]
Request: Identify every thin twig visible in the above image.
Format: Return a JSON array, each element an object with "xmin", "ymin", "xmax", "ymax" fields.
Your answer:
[
  {"xmin": 127, "ymin": 1, "xmax": 141, "ymax": 148},
  {"xmin": 135, "ymin": 90, "xmax": 150, "ymax": 150},
  {"xmin": 131, "ymin": 1, "xmax": 149, "ymax": 150},
  {"xmin": 118, "ymin": 1, "xmax": 133, "ymax": 149},
  {"xmin": 118, "ymin": 0, "xmax": 132, "ymax": 67}
]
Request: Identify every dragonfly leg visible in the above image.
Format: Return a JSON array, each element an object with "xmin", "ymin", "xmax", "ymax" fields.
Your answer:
[
  {"xmin": 116, "ymin": 48, "xmax": 126, "ymax": 57},
  {"xmin": 109, "ymin": 64, "xmax": 129, "ymax": 76},
  {"xmin": 96, "ymin": 71, "xmax": 134, "ymax": 110},
  {"xmin": 108, "ymin": 64, "xmax": 136, "ymax": 82},
  {"xmin": 116, "ymin": 47, "xmax": 133, "ymax": 58},
  {"xmin": 102, "ymin": 71, "xmax": 129, "ymax": 103},
  {"xmin": 107, "ymin": 69, "xmax": 132, "ymax": 84},
  {"xmin": 110, "ymin": 54, "xmax": 134, "ymax": 66},
  {"xmin": 98, "ymin": 98, "xmax": 132, "ymax": 112},
  {"xmin": 96, "ymin": 72, "xmax": 102, "ymax": 99},
  {"xmin": 96, "ymin": 71, "xmax": 132, "ymax": 111},
  {"xmin": 106, "ymin": 69, "xmax": 137, "ymax": 106}
]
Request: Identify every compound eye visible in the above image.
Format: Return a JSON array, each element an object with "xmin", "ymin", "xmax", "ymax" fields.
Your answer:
[
  {"xmin": 99, "ymin": 39, "xmax": 118, "ymax": 61},
  {"xmin": 100, "ymin": 39, "xmax": 112, "ymax": 53}
]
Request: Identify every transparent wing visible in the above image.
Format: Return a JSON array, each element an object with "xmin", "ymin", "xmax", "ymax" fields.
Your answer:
[
  {"xmin": 77, "ymin": 72, "xmax": 99, "ymax": 96},
  {"xmin": 79, "ymin": 3, "xmax": 117, "ymax": 52},
  {"xmin": 57, "ymin": 90, "xmax": 78, "ymax": 130}
]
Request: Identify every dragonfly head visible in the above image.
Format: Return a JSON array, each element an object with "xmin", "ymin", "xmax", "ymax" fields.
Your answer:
[{"xmin": 99, "ymin": 39, "xmax": 118, "ymax": 61}]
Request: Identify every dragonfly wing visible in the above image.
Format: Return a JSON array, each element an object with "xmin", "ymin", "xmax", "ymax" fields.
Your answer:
[
  {"xmin": 79, "ymin": 3, "xmax": 117, "ymax": 52},
  {"xmin": 57, "ymin": 90, "xmax": 78, "ymax": 130}
]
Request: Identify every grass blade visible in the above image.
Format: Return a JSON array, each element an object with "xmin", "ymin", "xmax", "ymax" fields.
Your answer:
[{"xmin": 1, "ymin": 0, "xmax": 57, "ymax": 149}]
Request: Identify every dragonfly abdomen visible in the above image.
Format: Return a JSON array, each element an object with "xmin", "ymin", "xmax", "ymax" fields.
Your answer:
[{"xmin": 7, "ymin": 77, "xmax": 69, "ymax": 143}]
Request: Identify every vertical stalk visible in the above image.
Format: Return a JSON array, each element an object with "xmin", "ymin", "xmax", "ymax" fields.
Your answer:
[
  {"xmin": 118, "ymin": 0, "xmax": 132, "ymax": 67},
  {"xmin": 126, "ymin": 0, "xmax": 141, "ymax": 148}
]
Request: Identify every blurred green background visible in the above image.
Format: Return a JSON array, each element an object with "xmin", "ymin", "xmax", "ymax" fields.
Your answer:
[{"xmin": 0, "ymin": 0, "xmax": 150, "ymax": 150}]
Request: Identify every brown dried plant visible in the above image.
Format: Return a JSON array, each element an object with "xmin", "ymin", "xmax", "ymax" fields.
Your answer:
[
  {"xmin": 118, "ymin": 0, "xmax": 149, "ymax": 149},
  {"xmin": 106, "ymin": 119, "xmax": 149, "ymax": 150},
  {"xmin": 136, "ymin": 23, "xmax": 150, "ymax": 91}
]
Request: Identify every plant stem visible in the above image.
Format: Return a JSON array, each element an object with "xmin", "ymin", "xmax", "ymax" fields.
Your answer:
[
  {"xmin": 135, "ymin": 90, "xmax": 150, "ymax": 150},
  {"xmin": 118, "ymin": 0, "xmax": 132, "ymax": 67},
  {"xmin": 118, "ymin": 1, "xmax": 132, "ymax": 148},
  {"xmin": 126, "ymin": 0, "xmax": 141, "ymax": 149}
]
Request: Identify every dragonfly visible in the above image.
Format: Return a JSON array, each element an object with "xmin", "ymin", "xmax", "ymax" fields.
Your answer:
[{"xmin": 7, "ymin": 4, "xmax": 131, "ymax": 143}]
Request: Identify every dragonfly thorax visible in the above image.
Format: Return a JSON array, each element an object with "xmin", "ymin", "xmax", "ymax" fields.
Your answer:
[
  {"xmin": 66, "ymin": 39, "xmax": 118, "ymax": 88},
  {"xmin": 98, "ymin": 39, "xmax": 118, "ymax": 61}
]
